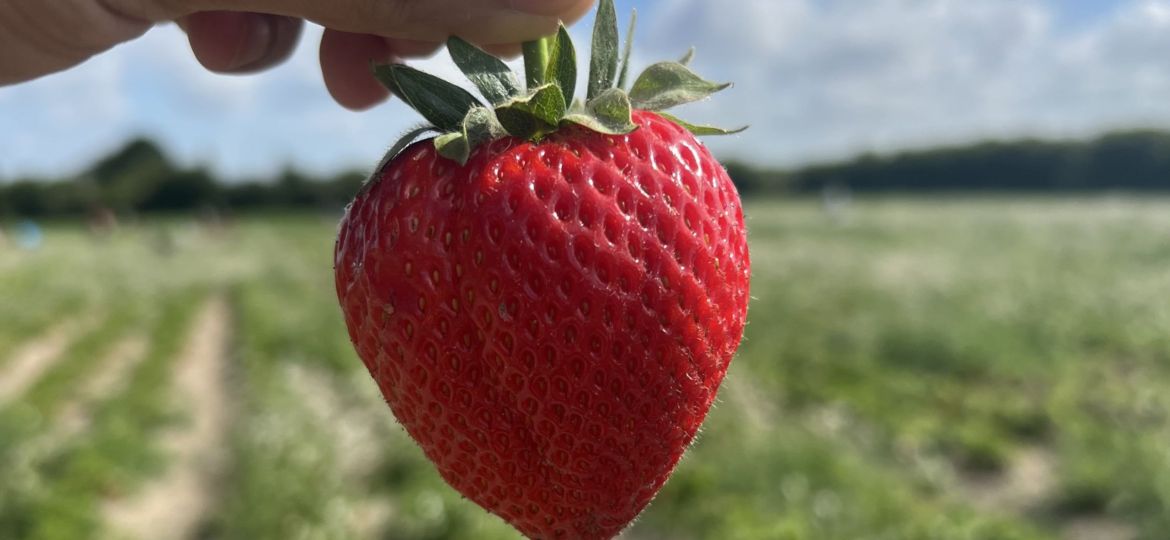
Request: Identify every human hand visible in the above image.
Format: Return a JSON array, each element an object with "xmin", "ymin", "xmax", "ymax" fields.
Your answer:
[{"xmin": 0, "ymin": 0, "xmax": 594, "ymax": 110}]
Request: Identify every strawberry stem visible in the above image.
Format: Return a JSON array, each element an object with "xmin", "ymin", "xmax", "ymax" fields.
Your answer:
[
  {"xmin": 369, "ymin": 0, "xmax": 745, "ymax": 167},
  {"xmin": 522, "ymin": 35, "xmax": 552, "ymax": 90}
]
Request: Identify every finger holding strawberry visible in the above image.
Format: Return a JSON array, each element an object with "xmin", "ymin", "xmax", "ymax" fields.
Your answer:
[
  {"xmin": 0, "ymin": 0, "xmax": 594, "ymax": 110},
  {"xmin": 335, "ymin": 1, "xmax": 750, "ymax": 537}
]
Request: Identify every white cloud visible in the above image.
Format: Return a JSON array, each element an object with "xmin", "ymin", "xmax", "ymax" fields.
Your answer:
[
  {"xmin": 0, "ymin": 39, "xmax": 129, "ymax": 179},
  {"xmin": 643, "ymin": 0, "xmax": 1170, "ymax": 166},
  {"xmin": 3, "ymin": 0, "xmax": 1170, "ymax": 178}
]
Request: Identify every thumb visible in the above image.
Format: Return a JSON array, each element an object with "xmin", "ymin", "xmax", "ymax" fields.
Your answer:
[{"xmin": 0, "ymin": 0, "xmax": 151, "ymax": 84}]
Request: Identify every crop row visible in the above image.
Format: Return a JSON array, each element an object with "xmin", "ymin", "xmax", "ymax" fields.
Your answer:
[{"xmin": 0, "ymin": 290, "xmax": 203, "ymax": 540}]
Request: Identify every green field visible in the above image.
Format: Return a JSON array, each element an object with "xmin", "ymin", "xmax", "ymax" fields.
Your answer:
[{"xmin": 1, "ymin": 198, "xmax": 1168, "ymax": 540}]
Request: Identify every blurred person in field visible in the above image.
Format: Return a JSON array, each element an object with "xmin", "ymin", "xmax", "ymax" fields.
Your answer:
[
  {"xmin": 87, "ymin": 206, "xmax": 119, "ymax": 238},
  {"xmin": 16, "ymin": 220, "xmax": 42, "ymax": 251},
  {"xmin": 821, "ymin": 181, "xmax": 853, "ymax": 225},
  {"xmin": 0, "ymin": 0, "xmax": 593, "ymax": 110}
]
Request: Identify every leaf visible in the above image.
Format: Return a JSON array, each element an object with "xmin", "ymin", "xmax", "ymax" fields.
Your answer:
[
  {"xmin": 383, "ymin": 125, "xmax": 440, "ymax": 166},
  {"xmin": 374, "ymin": 64, "xmax": 483, "ymax": 132},
  {"xmin": 363, "ymin": 124, "xmax": 438, "ymax": 193},
  {"xmin": 434, "ymin": 107, "xmax": 506, "ymax": 164},
  {"xmin": 616, "ymin": 9, "xmax": 638, "ymax": 90},
  {"xmin": 628, "ymin": 61, "xmax": 731, "ymax": 111},
  {"xmin": 463, "ymin": 107, "xmax": 506, "ymax": 142},
  {"xmin": 447, "ymin": 36, "xmax": 522, "ymax": 105},
  {"xmin": 659, "ymin": 112, "xmax": 747, "ymax": 136},
  {"xmin": 545, "ymin": 25, "xmax": 577, "ymax": 108},
  {"xmin": 588, "ymin": 0, "xmax": 619, "ymax": 101},
  {"xmin": 679, "ymin": 47, "xmax": 695, "ymax": 66},
  {"xmin": 506, "ymin": 84, "xmax": 567, "ymax": 126},
  {"xmin": 495, "ymin": 84, "xmax": 567, "ymax": 139},
  {"xmin": 433, "ymin": 132, "xmax": 468, "ymax": 163},
  {"xmin": 564, "ymin": 88, "xmax": 637, "ymax": 135}
]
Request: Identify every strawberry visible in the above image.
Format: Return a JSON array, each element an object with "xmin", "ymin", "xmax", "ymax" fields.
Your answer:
[{"xmin": 335, "ymin": 2, "xmax": 750, "ymax": 538}]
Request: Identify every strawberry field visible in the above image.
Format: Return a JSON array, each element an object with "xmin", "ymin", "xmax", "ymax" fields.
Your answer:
[{"xmin": 1, "ymin": 198, "xmax": 1169, "ymax": 540}]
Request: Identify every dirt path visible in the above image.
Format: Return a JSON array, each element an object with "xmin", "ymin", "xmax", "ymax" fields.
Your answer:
[
  {"xmin": 57, "ymin": 337, "xmax": 148, "ymax": 437},
  {"xmin": 103, "ymin": 297, "xmax": 231, "ymax": 540},
  {"xmin": 285, "ymin": 364, "xmax": 396, "ymax": 537},
  {"xmin": 20, "ymin": 336, "xmax": 149, "ymax": 458},
  {"xmin": 960, "ymin": 446, "xmax": 1057, "ymax": 514},
  {"xmin": 0, "ymin": 318, "xmax": 87, "ymax": 405},
  {"xmin": 953, "ymin": 446, "xmax": 1137, "ymax": 540},
  {"xmin": 1062, "ymin": 517, "xmax": 1137, "ymax": 540}
]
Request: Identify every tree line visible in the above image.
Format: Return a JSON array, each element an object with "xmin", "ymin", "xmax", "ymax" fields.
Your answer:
[
  {"xmin": 0, "ymin": 139, "xmax": 365, "ymax": 218},
  {"xmin": 3, "ymin": 130, "xmax": 1170, "ymax": 218},
  {"xmin": 729, "ymin": 129, "xmax": 1170, "ymax": 195}
]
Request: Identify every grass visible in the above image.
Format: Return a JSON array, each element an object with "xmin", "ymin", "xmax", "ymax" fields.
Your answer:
[
  {"xmin": 1, "ymin": 198, "xmax": 1169, "ymax": 539},
  {"xmin": 709, "ymin": 198, "xmax": 1170, "ymax": 538},
  {"xmin": 1, "ymin": 291, "xmax": 202, "ymax": 540},
  {"xmin": 16, "ymin": 308, "xmax": 139, "ymax": 416},
  {"xmin": 205, "ymin": 264, "xmax": 361, "ymax": 539}
]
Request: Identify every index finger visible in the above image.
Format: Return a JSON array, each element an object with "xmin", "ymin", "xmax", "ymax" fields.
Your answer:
[{"xmin": 121, "ymin": 0, "xmax": 594, "ymax": 44}]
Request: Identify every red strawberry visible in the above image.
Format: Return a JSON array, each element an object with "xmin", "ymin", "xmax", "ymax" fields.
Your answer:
[{"xmin": 335, "ymin": 2, "xmax": 749, "ymax": 538}]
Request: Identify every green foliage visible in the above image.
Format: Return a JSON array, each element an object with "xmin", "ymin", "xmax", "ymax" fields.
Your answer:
[
  {"xmin": 375, "ymin": 64, "xmax": 484, "ymax": 133},
  {"xmin": 10, "ymin": 124, "xmax": 1170, "ymax": 222},
  {"xmin": 206, "ymin": 285, "xmax": 353, "ymax": 540},
  {"xmin": 709, "ymin": 198, "xmax": 1170, "ymax": 539},
  {"xmin": 3, "ymin": 201, "xmax": 1170, "ymax": 539},
  {"xmin": 447, "ymin": 36, "xmax": 522, "ymax": 106},
  {"xmin": 0, "ymin": 292, "xmax": 202, "ymax": 540},
  {"xmin": 790, "ymin": 130, "xmax": 1170, "ymax": 193},
  {"xmin": 373, "ymin": 0, "xmax": 735, "ymax": 166},
  {"xmin": 724, "ymin": 160, "xmax": 788, "ymax": 195},
  {"xmin": 89, "ymin": 138, "xmax": 174, "ymax": 211},
  {"xmin": 19, "ymin": 309, "xmax": 140, "ymax": 416},
  {"xmin": 0, "ymin": 140, "xmax": 364, "ymax": 219}
]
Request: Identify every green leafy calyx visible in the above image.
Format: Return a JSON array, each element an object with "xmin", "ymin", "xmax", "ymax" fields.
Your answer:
[{"xmin": 374, "ymin": 0, "xmax": 743, "ymax": 165}]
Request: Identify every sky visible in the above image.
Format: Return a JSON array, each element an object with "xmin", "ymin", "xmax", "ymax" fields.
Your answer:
[{"xmin": 1, "ymin": 0, "xmax": 1167, "ymax": 181}]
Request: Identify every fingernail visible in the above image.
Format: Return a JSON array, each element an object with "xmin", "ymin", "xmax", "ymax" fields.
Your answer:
[{"xmin": 230, "ymin": 16, "xmax": 276, "ymax": 70}]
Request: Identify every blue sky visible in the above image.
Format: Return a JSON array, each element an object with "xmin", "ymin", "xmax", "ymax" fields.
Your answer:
[
  {"xmin": 1057, "ymin": 0, "xmax": 1121, "ymax": 26},
  {"xmin": 3, "ymin": 0, "xmax": 1168, "ymax": 181}
]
